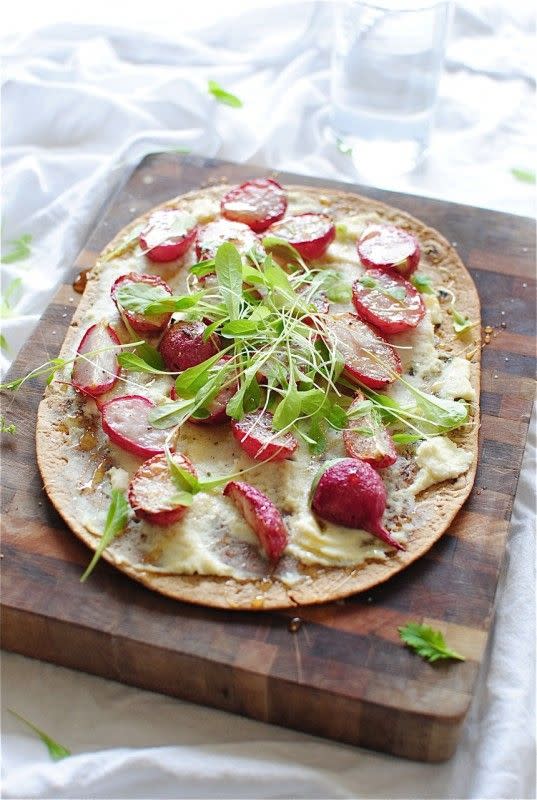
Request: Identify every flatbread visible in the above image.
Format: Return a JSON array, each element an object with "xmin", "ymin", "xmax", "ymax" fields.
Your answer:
[{"xmin": 36, "ymin": 184, "xmax": 480, "ymax": 609}]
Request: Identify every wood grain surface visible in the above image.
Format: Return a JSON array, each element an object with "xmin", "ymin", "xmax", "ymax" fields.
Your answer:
[{"xmin": 1, "ymin": 154, "xmax": 535, "ymax": 762}]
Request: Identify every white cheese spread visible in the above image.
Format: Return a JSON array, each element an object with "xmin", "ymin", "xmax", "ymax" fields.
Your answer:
[{"xmin": 410, "ymin": 437, "xmax": 473, "ymax": 495}]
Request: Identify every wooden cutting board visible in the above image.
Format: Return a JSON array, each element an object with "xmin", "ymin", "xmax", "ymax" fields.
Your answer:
[{"xmin": 1, "ymin": 154, "xmax": 535, "ymax": 762}]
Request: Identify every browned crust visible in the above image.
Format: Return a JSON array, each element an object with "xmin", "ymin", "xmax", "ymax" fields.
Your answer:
[{"xmin": 36, "ymin": 184, "xmax": 481, "ymax": 610}]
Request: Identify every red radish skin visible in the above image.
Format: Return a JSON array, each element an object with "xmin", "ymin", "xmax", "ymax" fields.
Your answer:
[
  {"xmin": 195, "ymin": 219, "xmax": 264, "ymax": 263},
  {"xmin": 159, "ymin": 321, "xmax": 221, "ymax": 373},
  {"xmin": 139, "ymin": 210, "xmax": 197, "ymax": 263},
  {"xmin": 357, "ymin": 225, "xmax": 420, "ymax": 277},
  {"xmin": 266, "ymin": 213, "xmax": 336, "ymax": 260},
  {"xmin": 311, "ymin": 458, "xmax": 404, "ymax": 550},
  {"xmin": 324, "ymin": 313, "xmax": 401, "ymax": 389},
  {"xmin": 128, "ymin": 452, "xmax": 197, "ymax": 526},
  {"xmin": 71, "ymin": 322, "xmax": 121, "ymax": 397},
  {"xmin": 111, "ymin": 272, "xmax": 173, "ymax": 334},
  {"xmin": 343, "ymin": 392, "xmax": 397, "ymax": 469},
  {"xmin": 101, "ymin": 395, "xmax": 170, "ymax": 458},
  {"xmin": 224, "ymin": 481, "xmax": 288, "ymax": 560},
  {"xmin": 231, "ymin": 411, "xmax": 298, "ymax": 462},
  {"xmin": 221, "ymin": 179, "xmax": 287, "ymax": 233},
  {"xmin": 352, "ymin": 269, "xmax": 425, "ymax": 334}
]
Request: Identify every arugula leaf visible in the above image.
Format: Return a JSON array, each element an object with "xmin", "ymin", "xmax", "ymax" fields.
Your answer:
[
  {"xmin": 411, "ymin": 273, "xmax": 435, "ymax": 295},
  {"xmin": 1, "ymin": 415, "xmax": 16, "ymax": 434},
  {"xmin": 392, "ymin": 432, "xmax": 422, "ymax": 445},
  {"xmin": 221, "ymin": 319, "xmax": 261, "ymax": 337},
  {"xmin": 8, "ymin": 709, "xmax": 71, "ymax": 761},
  {"xmin": 452, "ymin": 308, "xmax": 472, "ymax": 335},
  {"xmin": 273, "ymin": 381, "xmax": 301, "ymax": 430},
  {"xmin": 324, "ymin": 402, "xmax": 348, "ymax": 430},
  {"xmin": 190, "ymin": 259, "xmax": 216, "ymax": 277},
  {"xmin": 148, "ymin": 397, "xmax": 197, "ymax": 429},
  {"xmin": 208, "ymin": 79, "xmax": 243, "ymax": 108},
  {"xmin": 262, "ymin": 236, "xmax": 306, "ymax": 270},
  {"xmin": 115, "ymin": 283, "xmax": 203, "ymax": 316},
  {"xmin": 511, "ymin": 167, "xmax": 536, "ymax": 185},
  {"xmin": 215, "ymin": 242, "xmax": 243, "ymax": 320},
  {"xmin": 226, "ymin": 363, "xmax": 260, "ymax": 420},
  {"xmin": 117, "ymin": 353, "xmax": 168, "ymax": 374},
  {"xmin": 0, "ymin": 277, "xmax": 24, "ymax": 317},
  {"xmin": 398, "ymin": 622, "xmax": 465, "ymax": 663},
  {"xmin": 1, "ymin": 234, "xmax": 32, "ymax": 264},
  {"xmin": 174, "ymin": 351, "xmax": 226, "ymax": 398},
  {"xmin": 135, "ymin": 342, "xmax": 165, "ymax": 370},
  {"xmin": 80, "ymin": 489, "xmax": 129, "ymax": 582}
]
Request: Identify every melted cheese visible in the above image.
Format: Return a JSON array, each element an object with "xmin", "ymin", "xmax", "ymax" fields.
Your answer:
[
  {"xmin": 431, "ymin": 357, "xmax": 476, "ymax": 402},
  {"xmin": 422, "ymin": 293, "xmax": 443, "ymax": 325},
  {"xmin": 410, "ymin": 437, "xmax": 473, "ymax": 495}
]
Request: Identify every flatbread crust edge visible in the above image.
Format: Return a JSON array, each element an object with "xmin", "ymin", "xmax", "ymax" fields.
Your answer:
[{"xmin": 36, "ymin": 184, "xmax": 481, "ymax": 610}]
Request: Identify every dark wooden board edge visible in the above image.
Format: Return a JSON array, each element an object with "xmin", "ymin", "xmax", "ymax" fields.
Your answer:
[{"xmin": 1, "ymin": 153, "xmax": 535, "ymax": 762}]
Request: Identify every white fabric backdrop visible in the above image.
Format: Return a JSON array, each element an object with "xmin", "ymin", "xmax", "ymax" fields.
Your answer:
[{"xmin": 1, "ymin": 2, "xmax": 535, "ymax": 798}]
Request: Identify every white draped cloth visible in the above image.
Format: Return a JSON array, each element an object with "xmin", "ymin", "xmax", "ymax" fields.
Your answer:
[{"xmin": 1, "ymin": 2, "xmax": 535, "ymax": 798}]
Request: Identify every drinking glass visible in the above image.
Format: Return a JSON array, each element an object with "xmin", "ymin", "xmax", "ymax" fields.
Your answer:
[{"xmin": 330, "ymin": 0, "xmax": 451, "ymax": 176}]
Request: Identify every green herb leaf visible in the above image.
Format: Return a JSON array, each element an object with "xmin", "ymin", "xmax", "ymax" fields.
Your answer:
[
  {"xmin": 511, "ymin": 167, "xmax": 536, "ymax": 185},
  {"xmin": 215, "ymin": 242, "xmax": 243, "ymax": 320},
  {"xmin": 322, "ymin": 272, "xmax": 352, "ymax": 303},
  {"xmin": 398, "ymin": 622, "xmax": 465, "ymax": 663},
  {"xmin": 135, "ymin": 342, "xmax": 165, "ymax": 370},
  {"xmin": 392, "ymin": 433, "xmax": 422, "ymax": 445},
  {"xmin": 1, "ymin": 234, "xmax": 32, "ymax": 264},
  {"xmin": 1, "ymin": 415, "xmax": 16, "ymax": 434},
  {"xmin": 324, "ymin": 403, "xmax": 348, "ymax": 430},
  {"xmin": 273, "ymin": 382, "xmax": 301, "ymax": 430},
  {"xmin": 190, "ymin": 259, "xmax": 216, "ymax": 277},
  {"xmin": 0, "ymin": 333, "xmax": 9, "ymax": 354},
  {"xmin": 117, "ymin": 352, "xmax": 168, "ymax": 374},
  {"xmin": 411, "ymin": 273, "xmax": 435, "ymax": 295},
  {"xmin": 452, "ymin": 308, "xmax": 472, "ymax": 335},
  {"xmin": 0, "ymin": 277, "xmax": 24, "ymax": 317},
  {"xmin": 102, "ymin": 224, "xmax": 145, "ymax": 262},
  {"xmin": 148, "ymin": 398, "xmax": 197, "ymax": 429},
  {"xmin": 115, "ymin": 283, "xmax": 203, "ymax": 316},
  {"xmin": 208, "ymin": 79, "xmax": 243, "ymax": 108},
  {"xmin": 221, "ymin": 319, "xmax": 260, "ymax": 337},
  {"xmin": 8, "ymin": 709, "xmax": 71, "ymax": 761},
  {"xmin": 141, "ymin": 212, "xmax": 196, "ymax": 251},
  {"xmin": 166, "ymin": 453, "xmax": 199, "ymax": 494},
  {"xmin": 360, "ymin": 275, "xmax": 377, "ymax": 289},
  {"xmin": 174, "ymin": 351, "xmax": 226, "ymax": 398},
  {"xmin": 385, "ymin": 286, "xmax": 406, "ymax": 302},
  {"xmin": 80, "ymin": 490, "xmax": 129, "ymax": 582},
  {"xmin": 262, "ymin": 236, "xmax": 306, "ymax": 270}
]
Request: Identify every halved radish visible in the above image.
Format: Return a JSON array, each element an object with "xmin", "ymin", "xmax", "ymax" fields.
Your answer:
[
  {"xmin": 357, "ymin": 225, "xmax": 420, "ymax": 277},
  {"xmin": 302, "ymin": 291, "xmax": 329, "ymax": 326},
  {"xmin": 72, "ymin": 322, "xmax": 121, "ymax": 397},
  {"xmin": 221, "ymin": 179, "xmax": 287, "ymax": 233},
  {"xmin": 224, "ymin": 481, "xmax": 288, "ymax": 560},
  {"xmin": 266, "ymin": 213, "xmax": 335, "ymax": 260},
  {"xmin": 311, "ymin": 458, "xmax": 404, "ymax": 550},
  {"xmin": 323, "ymin": 313, "xmax": 401, "ymax": 389},
  {"xmin": 231, "ymin": 410, "xmax": 298, "ymax": 462},
  {"xmin": 352, "ymin": 269, "xmax": 424, "ymax": 334},
  {"xmin": 343, "ymin": 392, "xmax": 397, "ymax": 469},
  {"xmin": 101, "ymin": 395, "xmax": 169, "ymax": 458},
  {"xmin": 128, "ymin": 452, "xmax": 197, "ymax": 526},
  {"xmin": 195, "ymin": 219, "xmax": 264, "ymax": 263},
  {"xmin": 159, "ymin": 321, "xmax": 221, "ymax": 373},
  {"xmin": 139, "ymin": 210, "xmax": 197, "ymax": 263},
  {"xmin": 111, "ymin": 272, "xmax": 173, "ymax": 334}
]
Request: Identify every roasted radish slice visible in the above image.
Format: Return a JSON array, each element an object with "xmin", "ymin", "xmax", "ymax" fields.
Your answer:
[
  {"xmin": 224, "ymin": 481, "xmax": 288, "ymax": 560},
  {"xmin": 195, "ymin": 219, "xmax": 264, "ymax": 263},
  {"xmin": 111, "ymin": 272, "xmax": 173, "ymax": 334},
  {"xmin": 72, "ymin": 322, "xmax": 120, "ymax": 397},
  {"xmin": 311, "ymin": 458, "xmax": 404, "ymax": 550},
  {"xmin": 101, "ymin": 395, "xmax": 169, "ymax": 458},
  {"xmin": 231, "ymin": 411, "xmax": 298, "ymax": 462},
  {"xmin": 357, "ymin": 225, "xmax": 420, "ymax": 277},
  {"xmin": 159, "ymin": 321, "xmax": 221, "ymax": 373},
  {"xmin": 128, "ymin": 452, "xmax": 197, "ymax": 526},
  {"xmin": 139, "ymin": 210, "xmax": 197, "ymax": 263},
  {"xmin": 266, "ymin": 213, "xmax": 335, "ymax": 260},
  {"xmin": 352, "ymin": 269, "xmax": 424, "ymax": 334},
  {"xmin": 344, "ymin": 392, "xmax": 397, "ymax": 469},
  {"xmin": 324, "ymin": 312, "xmax": 401, "ymax": 389},
  {"xmin": 221, "ymin": 178, "xmax": 287, "ymax": 233}
]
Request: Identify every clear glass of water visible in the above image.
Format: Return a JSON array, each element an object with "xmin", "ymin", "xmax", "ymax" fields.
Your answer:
[{"xmin": 330, "ymin": 0, "xmax": 451, "ymax": 176}]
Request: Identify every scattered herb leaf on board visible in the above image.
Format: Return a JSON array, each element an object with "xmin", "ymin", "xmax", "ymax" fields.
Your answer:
[
  {"xmin": 208, "ymin": 80, "xmax": 243, "ymax": 108},
  {"xmin": 8, "ymin": 709, "xmax": 71, "ymax": 760},
  {"xmin": 398, "ymin": 622, "xmax": 465, "ymax": 663}
]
